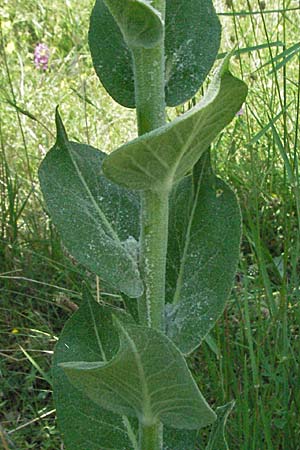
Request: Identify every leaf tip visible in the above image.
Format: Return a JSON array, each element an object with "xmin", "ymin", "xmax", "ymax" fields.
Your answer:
[
  {"xmin": 219, "ymin": 45, "xmax": 240, "ymax": 75},
  {"xmin": 55, "ymin": 106, "xmax": 68, "ymax": 147}
]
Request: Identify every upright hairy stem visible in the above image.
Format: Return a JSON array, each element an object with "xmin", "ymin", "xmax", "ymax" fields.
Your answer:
[
  {"xmin": 139, "ymin": 188, "xmax": 169, "ymax": 331},
  {"xmin": 132, "ymin": 0, "xmax": 167, "ymax": 332},
  {"xmin": 132, "ymin": 1, "xmax": 167, "ymax": 448},
  {"xmin": 132, "ymin": 1, "xmax": 166, "ymax": 135}
]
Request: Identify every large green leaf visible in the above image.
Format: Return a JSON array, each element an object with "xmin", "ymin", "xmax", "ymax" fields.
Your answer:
[
  {"xmin": 39, "ymin": 110, "xmax": 143, "ymax": 298},
  {"xmin": 89, "ymin": 0, "xmax": 221, "ymax": 107},
  {"xmin": 62, "ymin": 317, "xmax": 216, "ymax": 430},
  {"xmin": 102, "ymin": 61, "xmax": 247, "ymax": 192},
  {"xmin": 165, "ymin": 153, "xmax": 242, "ymax": 355},
  {"xmin": 53, "ymin": 293, "xmax": 201, "ymax": 449},
  {"xmin": 103, "ymin": 0, "xmax": 163, "ymax": 49}
]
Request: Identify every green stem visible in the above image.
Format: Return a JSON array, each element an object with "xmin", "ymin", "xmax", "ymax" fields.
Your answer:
[
  {"xmin": 139, "ymin": 422, "xmax": 163, "ymax": 450},
  {"xmin": 139, "ymin": 189, "xmax": 169, "ymax": 331},
  {"xmin": 131, "ymin": 0, "xmax": 167, "ymax": 332},
  {"xmin": 131, "ymin": 1, "xmax": 167, "ymax": 448},
  {"xmin": 132, "ymin": 45, "xmax": 166, "ymax": 134},
  {"xmin": 132, "ymin": 0, "xmax": 166, "ymax": 135}
]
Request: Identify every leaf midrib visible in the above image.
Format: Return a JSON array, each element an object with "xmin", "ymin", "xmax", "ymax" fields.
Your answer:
[{"xmin": 65, "ymin": 141, "xmax": 121, "ymax": 243}]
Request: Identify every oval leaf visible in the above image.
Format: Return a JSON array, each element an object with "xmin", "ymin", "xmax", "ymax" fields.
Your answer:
[
  {"xmin": 62, "ymin": 319, "xmax": 216, "ymax": 430},
  {"xmin": 104, "ymin": 0, "xmax": 163, "ymax": 49},
  {"xmin": 39, "ymin": 110, "xmax": 143, "ymax": 298},
  {"xmin": 89, "ymin": 0, "xmax": 221, "ymax": 107},
  {"xmin": 102, "ymin": 61, "xmax": 248, "ymax": 191},
  {"xmin": 166, "ymin": 153, "xmax": 241, "ymax": 355}
]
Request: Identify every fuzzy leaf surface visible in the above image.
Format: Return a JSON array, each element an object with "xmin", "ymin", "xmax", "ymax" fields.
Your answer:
[
  {"xmin": 62, "ymin": 319, "xmax": 216, "ymax": 430},
  {"xmin": 165, "ymin": 0, "xmax": 221, "ymax": 106},
  {"xmin": 166, "ymin": 154, "xmax": 241, "ymax": 355},
  {"xmin": 102, "ymin": 64, "xmax": 247, "ymax": 191},
  {"xmin": 39, "ymin": 110, "xmax": 142, "ymax": 298},
  {"xmin": 89, "ymin": 0, "xmax": 135, "ymax": 107},
  {"xmin": 89, "ymin": 0, "xmax": 221, "ymax": 107},
  {"xmin": 103, "ymin": 0, "xmax": 163, "ymax": 49}
]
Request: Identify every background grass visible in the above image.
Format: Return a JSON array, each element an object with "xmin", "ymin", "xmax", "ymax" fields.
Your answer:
[{"xmin": 1, "ymin": 0, "xmax": 300, "ymax": 448}]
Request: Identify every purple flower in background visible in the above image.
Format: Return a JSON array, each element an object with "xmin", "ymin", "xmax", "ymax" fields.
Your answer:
[
  {"xmin": 236, "ymin": 107, "xmax": 244, "ymax": 117},
  {"xmin": 34, "ymin": 43, "xmax": 50, "ymax": 70}
]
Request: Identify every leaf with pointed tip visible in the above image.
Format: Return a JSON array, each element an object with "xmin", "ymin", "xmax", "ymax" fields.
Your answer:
[
  {"xmin": 165, "ymin": 153, "xmax": 241, "ymax": 355},
  {"xmin": 62, "ymin": 318, "xmax": 216, "ymax": 430},
  {"xmin": 53, "ymin": 293, "xmax": 201, "ymax": 449},
  {"xmin": 102, "ymin": 62, "xmax": 247, "ymax": 192},
  {"xmin": 206, "ymin": 401, "xmax": 235, "ymax": 450},
  {"xmin": 103, "ymin": 0, "xmax": 163, "ymax": 49},
  {"xmin": 89, "ymin": 0, "xmax": 221, "ymax": 107},
  {"xmin": 38, "ymin": 110, "xmax": 143, "ymax": 298}
]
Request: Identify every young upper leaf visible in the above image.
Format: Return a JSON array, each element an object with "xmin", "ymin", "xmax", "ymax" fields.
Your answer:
[
  {"xmin": 165, "ymin": 0, "xmax": 221, "ymax": 106},
  {"xmin": 39, "ymin": 110, "xmax": 143, "ymax": 298},
  {"xmin": 102, "ymin": 59, "xmax": 248, "ymax": 192},
  {"xmin": 103, "ymin": 0, "xmax": 163, "ymax": 49},
  {"xmin": 89, "ymin": 0, "xmax": 221, "ymax": 107}
]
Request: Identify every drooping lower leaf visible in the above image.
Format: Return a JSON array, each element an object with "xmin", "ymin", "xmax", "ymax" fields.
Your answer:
[
  {"xmin": 102, "ymin": 60, "xmax": 247, "ymax": 192},
  {"xmin": 206, "ymin": 401, "xmax": 235, "ymax": 450},
  {"xmin": 103, "ymin": 0, "xmax": 163, "ymax": 49},
  {"xmin": 165, "ymin": 153, "xmax": 242, "ymax": 355},
  {"xmin": 89, "ymin": 0, "xmax": 221, "ymax": 108},
  {"xmin": 39, "ymin": 110, "xmax": 143, "ymax": 298},
  {"xmin": 62, "ymin": 316, "xmax": 216, "ymax": 430}
]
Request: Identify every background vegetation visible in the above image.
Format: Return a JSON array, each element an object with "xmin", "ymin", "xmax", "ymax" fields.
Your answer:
[{"xmin": 1, "ymin": 0, "xmax": 300, "ymax": 448}]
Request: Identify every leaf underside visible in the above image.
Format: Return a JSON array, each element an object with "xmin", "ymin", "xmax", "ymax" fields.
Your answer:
[
  {"xmin": 166, "ymin": 153, "xmax": 242, "ymax": 355},
  {"xmin": 38, "ymin": 111, "xmax": 143, "ymax": 298},
  {"xmin": 53, "ymin": 295, "xmax": 207, "ymax": 449},
  {"xmin": 102, "ymin": 65, "xmax": 248, "ymax": 192},
  {"xmin": 89, "ymin": 0, "xmax": 221, "ymax": 107}
]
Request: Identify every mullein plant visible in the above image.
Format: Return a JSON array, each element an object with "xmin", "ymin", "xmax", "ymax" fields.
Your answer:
[{"xmin": 39, "ymin": 1, "xmax": 247, "ymax": 449}]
